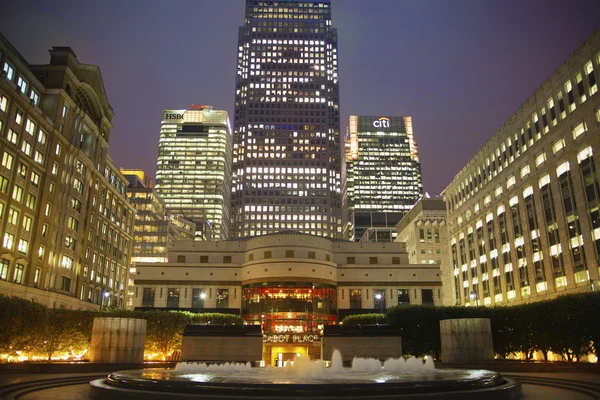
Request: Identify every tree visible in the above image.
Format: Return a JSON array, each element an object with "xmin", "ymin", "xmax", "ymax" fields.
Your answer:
[
  {"xmin": 0, "ymin": 295, "xmax": 47, "ymax": 356},
  {"xmin": 143, "ymin": 311, "xmax": 191, "ymax": 358}
]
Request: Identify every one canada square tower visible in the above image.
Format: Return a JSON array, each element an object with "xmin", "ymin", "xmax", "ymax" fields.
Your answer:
[{"xmin": 230, "ymin": 0, "xmax": 344, "ymax": 239}]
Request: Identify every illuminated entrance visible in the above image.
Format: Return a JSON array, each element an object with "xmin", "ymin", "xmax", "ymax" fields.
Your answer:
[{"xmin": 242, "ymin": 282, "xmax": 337, "ymax": 365}]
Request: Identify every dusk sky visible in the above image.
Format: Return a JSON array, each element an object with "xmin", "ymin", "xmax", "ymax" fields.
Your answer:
[{"xmin": 2, "ymin": 0, "xmax": 599, "ymax": 195}]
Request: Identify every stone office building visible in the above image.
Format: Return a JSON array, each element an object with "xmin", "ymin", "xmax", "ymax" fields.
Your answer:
[
  {"xmin": 131, "ymin": 232, "xmax": 442, "ymax": 362},
  {"xmin": 0, "ymin": 34, "xmax": 134, "ymax": 310},
  {"xmin": 443, "ymin": 28, "xmax": 600, "ymax": 306}
]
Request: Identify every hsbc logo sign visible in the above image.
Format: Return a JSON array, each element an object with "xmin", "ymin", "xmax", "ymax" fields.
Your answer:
[
  {"xmin": 165, "ymin": 113, "xmax": 184, "ymax": 120},
  {"xmin": 373, "ymin": 117, "xmax": 390, "ymax": 128}
]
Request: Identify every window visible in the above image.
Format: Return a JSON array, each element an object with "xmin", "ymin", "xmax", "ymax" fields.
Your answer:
[
  {"xmin": 392, "ymin": 256, "xmax": 400, "ymax": 264},
  {"xmin": 25, "ymin": 119, "xmax": 35, "ymax": 135},
  {"xmin": 369, "ymin": 256, "xmax": 378, "ymax": 264},
  {"xmin": 60, "ymin": 276, "xmax": 71, "ymax": 292},
  {"xmin": 12, "ymin": 185, "xmax": 23, "ymax": 202},
  {"xmin": 62, "ymin": 105, "xmax": 68, "ymax": 118},
  {"xmin": 0, "ymin": 175, "xmax": 8, "ymax": 194},
  {"xmin": 520, "ymin": 164, "xmax": 530, "ymax": 178},
  {"xmin": 223, "ymin": 255, "xmax": 232, "ymax": 263},
  {"xmin": 15, "ymin": 109, "xmax": 22, "ymax": 125},
  {"xmin": 33, "ymin": 268, "xmax": 40, "ymax": 287},
  {"xmin": 200, "ymin": 255, "xmax": 208, "ymax": 263},
  {"xmin": 37, "ymin": 130, "xmax": 47, "ymax": 144},
  {"xmin": 55, "ymin": 143, "xmax": 61, "ymax": 156},
  {"xmin": 17, "ymin": 238, "xmax": 28, "ymax": 254},
  {"xmin": 8, "ymin": 208, "xmax": 19, "ymax": 225},
  {"xmin": 373, "ymin": 289, "xmax": 386, "ymax": 312},
  {"xmin": 507, "ymin": 175, "xmax": 516, "ymax": 188},
  {"xmin": 7, "ymin": 129, "xmax": 18, "ymax": 144},
  {"xmin": 30, "ymin": 89, "xmax": 40, "ymax": 106},
  {"xmin": 0, "ymin": 94, "xmax": 7, "ymax": 112},
  {"xmin": 347, "ymin": 256, "xmax": 355, "ymax": 264},
  {"xmin": 421, "ymin": 289, "xmax": 434, "ymax": 305},
  {"xmin": 0, "ymin": 259, "xmax": 8, "ymax": 280},
  {"xmin": 2, "ymin": 152, "xmax": 14, "ymax": 169},
  {"xmin": 45, "ymin": 202, "xmax": 52, "ymax": 217},
  {"xmin": 34, "ymin": 151, "xmax": 44, "ymax": 165},
  {"xmin": 73, "ymin": 178, "xmax": 84, "ymax": 193},
  {"xmin": 535, "ymin": 153, "xmax": 546, "ymax": 167},
  {"xmin": 65, "ymin": 235, "xmax": 76, "ymax": 250},
  {"xmin": 286, "ymin": 250, "xmax": 294, "ymax": 258},
  {"xmin": 51, "ymin": 161, "xmax": 58, "ymax": 175},
  {"xmin": 21, "ymin": 141, "xmax": 31, "ymax": 156},
  {"xmin": 22, "ymin": 215, "xmax": 32, "ymax": 232},
  {"xmin": 167, "ymin": 288, "xmax": 180, "ymax": 308},
  {"xmin": 397, "ymin": 289, "xmax": 410, "ymax": 304},
  {"xmin": 2, "ymin": 62, "xmax": 14, "ymax": 80},
  {"xmin": 3, "ymin": 233, "xmax": 14, "ymax": 250},
  {"xmin": 30, "ymin": 171, "xmax": 39, "ymax": 187},
  {"xmin": 553, "ymin": 138, "xmax": 566, "ymax": 154},
  {"xmin": 572, "ymin": 121, "xmax": 587, "ymax": 139},
  {"xmin": 17, "ymin": 76, "xmax": 27, "ymax": 94},
  {"xmin": 142, "ymin": 288, "xmax": 155, "ymax": 307},
  {"xmin": 176, "ymin": 255, "xmax": 186, "ymax": 263},
  {"xmin": 264, "ymin": 250, "xmax": 272, "ymax": 259},
  {"xmin": 192, "ymin": 288, "xmax": 205, "ymax": 309},
  {"xmin": 17, "ymin": 163, "xmax": 27, "ymax": 178},
  {"xmin": 13, "ymin": 264, "xmax": 24, "ymax": 284},
  {"xmin": 61, "ymin": 256, "xmax": 73, "ymax": 270},
  {"xmin": 349, "ymin": 289, "xmax": 362, "ymax": 309},
  {"xmin": 216, "ymin": 288, "xmax": 229, "ymax": 308}
]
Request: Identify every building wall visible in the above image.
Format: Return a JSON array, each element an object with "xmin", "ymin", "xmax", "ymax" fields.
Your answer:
[
  {"xmin": 132, "ymin": 233, "xmax": 442, "ymax": 313},
  {"xmin": 0, "ymin": 35, "xmax": 134, "ymax": 310},
  {"xmin": 156, "ymin": 107, "xmax": 231, "ymax": 240},
  {"xmin": 395, "ymin": 197, "xmax": 455, "ymax": 306},
  {"xmin": 230, "ymin": 0, "xmax": 344, "ymax": 240},
  {"xmin": 443, "ymin": 29, "xmax": 600, "ymax": 306}
]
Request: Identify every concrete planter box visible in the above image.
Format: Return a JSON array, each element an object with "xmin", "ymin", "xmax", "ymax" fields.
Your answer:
[
  {"xmin": 181, "ymin": 324, "xmax": 262, "ymax": 362},
  {"xmin": 321, "ymin": 324, "xmax": 402, "ymax": 363},
  {"xmin": 90, "ymin": 317, "xmax": 146, "ymax": 363},
  {"xmin": 440, "ymin": 318, "xmax": 494, "ymax": 363}
]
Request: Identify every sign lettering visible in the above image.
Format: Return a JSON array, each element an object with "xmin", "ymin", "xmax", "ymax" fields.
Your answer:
[
  {"xmin": 165, "ymin": 113, "xmax": 184, "ymax": 120},
  {"xmin": 262, "ymin": 334, "xmax": 320, "ymax": 343},
  {"xmin": 373, "ymin": 117, "xmax": 390, "ymax": 128}
]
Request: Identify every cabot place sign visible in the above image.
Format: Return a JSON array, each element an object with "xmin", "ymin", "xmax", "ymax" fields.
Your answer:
[
  {"xmin": 373, "ymin": 116, "xmax": 390, "ymax": 128},
  {"xmin": 263, "ymin": 334, "xmax": 320, "ymax": 343}
]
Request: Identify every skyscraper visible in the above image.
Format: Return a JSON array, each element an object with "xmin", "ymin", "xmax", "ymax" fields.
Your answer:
[
  {"xmin": 346, "ymin": 115, "xmax": 423, "ymax": 241},
  {"xmin": 155, "ymin": 106, "xmax": 232, "ymax": 240},
  {"xmin": 231, "ymin": 0, "xmax": 344, "ymax": 239}
]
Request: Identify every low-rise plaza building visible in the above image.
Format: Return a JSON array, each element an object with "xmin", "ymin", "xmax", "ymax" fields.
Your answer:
[
  {"xmin": 443, "ymin": 28, "xmax": 600, "ymax": 306},
  {"xmin": 132, "ymin": 232, "xmax": 442, "ymax": 363}
]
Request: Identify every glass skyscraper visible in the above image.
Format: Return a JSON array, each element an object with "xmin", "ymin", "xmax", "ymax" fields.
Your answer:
[
  {"xmin": 346, "ymin": 115, "xmax": 423, "ymax": 241},
  {"xmin": 155, "ymin": 106, "xmax": 232, "ymax": 240},
  {"xmin": 230, "ymin": 0, "xmax": 344, "ymax": 239}
]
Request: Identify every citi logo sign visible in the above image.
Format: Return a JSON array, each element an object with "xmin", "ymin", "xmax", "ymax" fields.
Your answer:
[
  {"xmin": 373, "ymin": 117, "xmax": 390, "ymax": 128},
  {"xmin": 165, "ymin": 113, "xmax": 184, "ymax": 120}
]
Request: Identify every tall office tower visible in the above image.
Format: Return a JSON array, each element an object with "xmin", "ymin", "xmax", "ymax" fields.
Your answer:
[
  {"xmin": 121, "ymin": 169, "xmax": 195, "ymax": 308},
  {"xmin": 444, "ymin": 28, "xmax": 600, "ymax": 307},
  {"xmin": 0, "ymin": 35, "xmax": 135, "ymax": 310},
  {"xmin": 155, "ymin": 106, "xmax": 232, "ymax": 241},
  {"xmin": 346, "ymin": 115, "xmax": 422, "ymax": 242},
  {"xmin": 231, "ymin": 0, "xmax": 344, "ymax": 239}
]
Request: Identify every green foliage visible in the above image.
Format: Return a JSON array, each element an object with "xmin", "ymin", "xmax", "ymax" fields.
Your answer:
[
  {"xmin": 0, "ymin": 294, "xmax": 242, "ymax": 361},
  {"xmin": 342, "ymin": 313, "xmax": 388, "ymax": 326},
  {"xmin": 342, "ymin": 292, "xmax": 600, "ymax": 362},
  {"xmin": 0, "ymin": 295, "xmax": 47, "ymax": 354}
]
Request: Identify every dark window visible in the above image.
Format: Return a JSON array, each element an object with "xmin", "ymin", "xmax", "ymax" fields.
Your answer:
[
  {"xmin": 397, "ymin": 289, "xmax": 410, "ymax": 304},
  {"xmin": 142, "ymin": 288, "xmax": 155, "ymax": 307},
  {"xmin": 60, "ymin": 276, "xmax": 71, "ymax": 292},
  {"xmin": 167, "ymin": 288, "xmax": 180, "ymax": 308},
  {"xmin": 421, "ymin": 289, "xmax": 434, "ymax": 305},
  {"xmin": 349, "ymin": 289, "xmax": 362, "ymax": 309},
  {"xmin": 286, "ymin": 250, "xmax": 294, "ymax": 258},
  {"xmin": 347, "ymin": 256, "xmax": 355, "ymax": 264},
  {"xmin": 200, "ymin": 255, "xmax": 209, "ymax": 263},
  {"xmin": 192, "ymin": 288, "xmax": 205, "ymax": 309},
  {"xmin": 177, "ymin": 255, "xmax": 186, "ymax": 263},
  {"xmin": 223, "ymin": 256, "xmax": 232, "ymax": 263}
]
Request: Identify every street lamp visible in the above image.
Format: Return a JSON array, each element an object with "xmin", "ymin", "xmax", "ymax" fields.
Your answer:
[
  {"xmin": 469, "ymin": 291, "xmax": 479, "ymax": 307},
  {"xmin": 374, "ymin": 293, "xmax": 383, "ymax": 314}
]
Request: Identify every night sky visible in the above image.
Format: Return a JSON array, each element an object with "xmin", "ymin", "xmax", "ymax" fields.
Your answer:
[{"xmin": 2, "ymin": 0, "xmax": 599, "ymax": 195}]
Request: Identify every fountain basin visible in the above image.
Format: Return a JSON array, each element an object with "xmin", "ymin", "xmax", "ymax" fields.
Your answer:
[{"xmin": 90, "ymin": 367, "xmax": 521, "ymax": 399}]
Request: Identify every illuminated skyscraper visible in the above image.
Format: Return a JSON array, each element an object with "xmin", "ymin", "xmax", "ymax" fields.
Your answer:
[
  {"xmin": 155, "ymin": 106, "xmax": 232, "ymax": 240},
  {"xmin": 346, "ymin": 115, "xmax": 423, "ymax": 241},
  {"xmin": 230, "ymin": 0, "xmax": 344, "ymax": 239}
]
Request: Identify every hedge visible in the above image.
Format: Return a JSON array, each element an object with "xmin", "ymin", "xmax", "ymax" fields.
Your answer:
[
  {"xmin": 0, "ymin": 295, "xmax": 243, "ymax": 361},
  {"xmin": 342, "ymin": 292, "xmax": 600, "ymax": 362}
]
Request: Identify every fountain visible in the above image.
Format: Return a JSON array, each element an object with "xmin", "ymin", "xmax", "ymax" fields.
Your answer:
[{"xmin": 89, "ymin": 350, "xmax": 522, "ymax": 399}]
